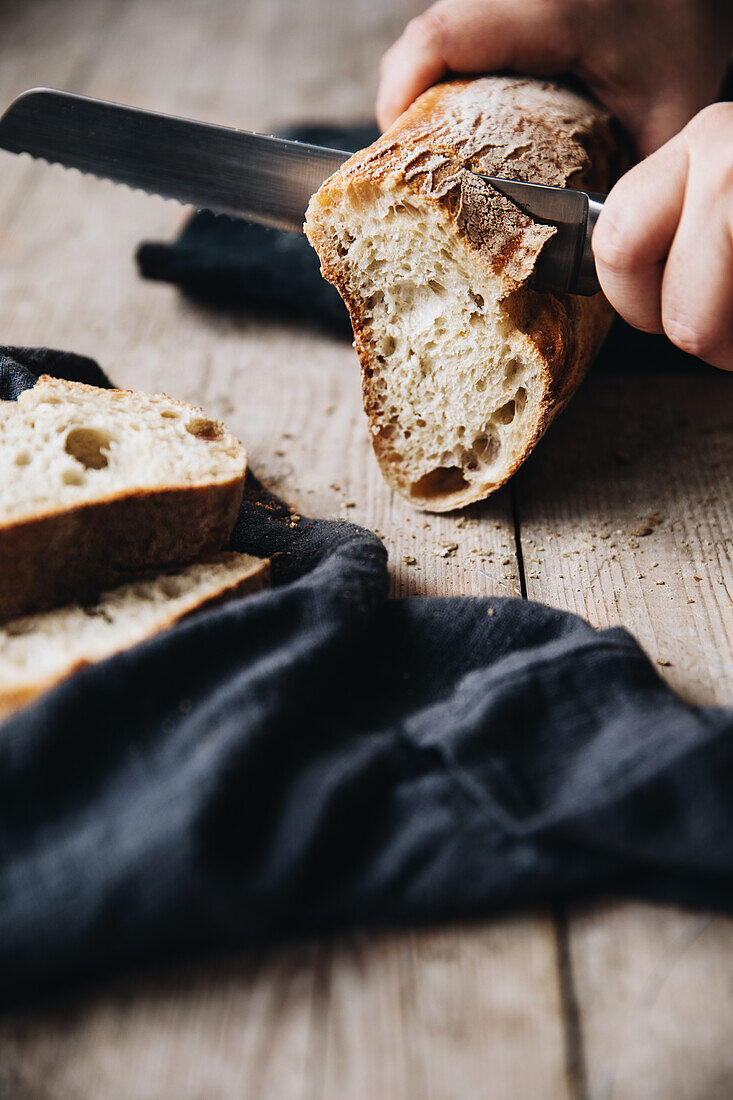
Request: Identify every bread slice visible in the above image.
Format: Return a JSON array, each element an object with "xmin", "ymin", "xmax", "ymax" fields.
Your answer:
[
  {"xmin": 0, "ymin": 551, "xmax": 269, "ymax": 721},
  {"xmin": 0, "ymin": 376, "xmax": 247, "ymax": 621},
  {"xmin": 306, "ymin": 76, "xmax": 621, "ymax": 511}
]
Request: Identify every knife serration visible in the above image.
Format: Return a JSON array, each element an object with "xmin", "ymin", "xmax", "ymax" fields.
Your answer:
[{"xmin": 0, "ymin": 88, "xmax": 350, "ymax": 232}]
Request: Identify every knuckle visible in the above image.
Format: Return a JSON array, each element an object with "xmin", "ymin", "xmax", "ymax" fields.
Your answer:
[
  {"xmin": 685, "ymin": 103, "xmax": 733, "ymax": 199},
  {"xmin": 592, "ymin": 211, "xmax": 637, "ymax": 273},
  {"xmin": 688, "ymin": 101, "xmax": 733, "ymax": 136},
  {"xmin": 403, "ymin": 7, "xmax": 451, "ymax": 54}
]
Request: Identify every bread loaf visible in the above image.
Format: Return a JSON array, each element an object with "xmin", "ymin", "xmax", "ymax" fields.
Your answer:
[
  {"xmin": 0, "ymin": 551, "xmax": 269, "ymax": 721},
  {"xmin": 0, "ymin": 377, "xmax": 247, "ymax": 621},
  {"xmin": 306, "ymin": 76, "xmax": 620, "ymax": 511}
]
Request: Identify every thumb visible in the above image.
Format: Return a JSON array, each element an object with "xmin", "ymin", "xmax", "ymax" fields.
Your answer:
[{"xmin": 377, "ymin": 0, "xmax": 577, "ymax": 130}]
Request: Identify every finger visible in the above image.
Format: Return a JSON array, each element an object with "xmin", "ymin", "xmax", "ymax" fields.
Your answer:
[
  {"xmin": 376, "ymin": 0, "xmax": 576, "ymax": 131},
  {"xmin": 592, "ymin": 134, "xmax": 689, "ymax": 333},
  {"xmin": 661, "ymin": 120, "xmax": 733, "ymax": 370}
]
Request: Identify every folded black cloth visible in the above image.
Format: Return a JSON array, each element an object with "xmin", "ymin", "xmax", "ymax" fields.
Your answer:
[
  {"xmin": 1, "ymin": 348, "xmax": 733, "ymax": 1011},
  {"xmin": 137, "ymin": 123, "xmax": 379, "ymax": 336}
]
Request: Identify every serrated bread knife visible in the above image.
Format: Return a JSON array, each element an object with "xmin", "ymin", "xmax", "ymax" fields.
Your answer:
[{"xmin": 0, "ymin": 87, "xmax": 605, "ymax": 295}]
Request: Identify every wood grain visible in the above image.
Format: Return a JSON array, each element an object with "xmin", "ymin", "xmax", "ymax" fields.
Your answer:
[
  {"xmin": 0, "ymin": 2, "xmax": 567, "ymax": 1098},
  {"xmin": 518, "ymin": 359, "xmax": 733, "ymax": 707},
  {"xmin": 517, "ymin": 354, "xmax": 733, "ymax": 1100},
  {"xmin": 0, "ymin": 0, "xmax": 731, "ymax": 1096}
]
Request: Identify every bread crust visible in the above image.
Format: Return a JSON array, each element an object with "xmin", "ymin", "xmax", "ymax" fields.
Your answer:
[
  {"xmin": 0, "ymin": 378, "xmax": 247, "ymax": 620},
  {"xmin": 306, "ymin": 76, "xmax": 624, "ymax": 511},
  {"xmin": 0, "ymin": 553, "xmax": 269, "ymax": 721}
]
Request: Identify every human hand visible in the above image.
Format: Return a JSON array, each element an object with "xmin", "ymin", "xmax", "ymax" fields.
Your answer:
[
  {"xmin": 592, "ymin": 102, "xmax": 733, "ymax": 370},
  {"xmin": 377, "ymin": 0, "xmax": 732, "ymax": 158}
]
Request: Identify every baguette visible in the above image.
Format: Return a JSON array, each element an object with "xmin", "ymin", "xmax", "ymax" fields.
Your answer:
[
  {"xmin": 0, "ymin": 551, "xmax": 269, "ymax": 721},
  {"xmin": 306, "ymin": 75, "xmax": 621, "ymax": 511},
  {"xmin": 0, "ymin": 377, "xmax": 247, "ymax": 621}
]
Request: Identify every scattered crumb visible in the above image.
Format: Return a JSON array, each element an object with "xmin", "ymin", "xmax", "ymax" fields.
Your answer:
[
  {"xmin": 329, "ymin": 482, "xmax": 341, "ymax": 492},
  {"xmin": 631, "ymin": 513, "xmax": 664, "ymax": 538},
  {"xmin": 694, "ymin": 575, "xmax": 702, "ymax": 581},
  {"xmin": 325, "ymin": 405, "xmax": 335, "ymax": 416},
  {"xmin": 487, "ymin": 608, "xmax": 495, "ymax": 617},
  {"xmin": 343, "ymin": 500, "xmax": 356, "ymax": 509},
  {"xmin": 403, "ymin": 554, "xmax": 416, "ymax": 565},
  {"xmin": 655, "ymin": 580, "xmax": 665, "ymax": 585},
  {"xmin": 656, "ymin": 658, "xmax": 672, "ymax": 667},
  {"xmin": 437, "ymin": 543, "xmax": 459, "ymax": 558},
  {"xmin": 627, "ymin": 539, "xmax": 639, "ymax": 550},
  {"xmin": 687, "ymin": 599, "xmax": 695, "ymax": 604}
]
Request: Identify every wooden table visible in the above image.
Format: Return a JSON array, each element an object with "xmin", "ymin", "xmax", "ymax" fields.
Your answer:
[{"xmin": 0, "ymin": 2, "xmax": 731, "ymax": 1097}]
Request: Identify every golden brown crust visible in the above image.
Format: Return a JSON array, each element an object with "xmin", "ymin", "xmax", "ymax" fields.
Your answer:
[
  {"xmin": 0, "ymin": 481, "xmax": 245, "ymax": 622},
  {"xmin": 0, "ymin": 379, "xmax": 248, "ymax": 620},
  {"xmin": 306, "ymin": 75, "xmax": 623, "ymax": 511}
]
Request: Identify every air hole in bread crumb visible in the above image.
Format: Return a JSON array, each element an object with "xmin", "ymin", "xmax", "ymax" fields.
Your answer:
[
  {"xmin": 416, "ymin": 418, "xmax": 426, "ymax": 428},
  {"xmin": 473, "ymin": 431, "xmax": 500, "ymax": 463},
  {"xmin": 470, "ymin": 292, "xmax": 484, "ymax": 308},
  {"xmin": 65, "ymin": 427, "xmax": 113, "ymax": 470},
  {"xmin": 504, "ymin": 358, "xmax": 521, "ymax": 383},
  {"xmin": 14, "ymin": 452, "xmax": 30, "ymax": 466},
  {"xmin": 186, "ymin": 417, "xmax": 223, "ymax": 441},
  {"xmin": 494, "ymin": 399, "xmax": 516, "ymax": 425},
  {"xmin": 475, "ymin": 378, "xmax": 486, "ymax": 393},
  {"xmin": 160, "ymin": 577, "xmax": 185, "ymax": 598},
  {"xmin": 382, "ymin": 336, "xmax": 395, "ymax": 355},
  {"xmin": 515, "ymin": 386, "xmax": 527, "ymax": 412},
  {"xmin": 5, "ymin": 621, "xmax": 36, "ymax": 637},
  {"xmin": 62, "ymin": 468, "xmax": 85, "ymax": 486},
  {"xmin": 411, "ymin": 466, "xmax": 468, "ymax": 500},
  {"xmin": 160, "ymin": 410, "xmax": 180, "ymax": 419}
]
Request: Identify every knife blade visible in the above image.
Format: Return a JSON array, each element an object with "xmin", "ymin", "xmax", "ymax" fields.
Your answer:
[{"xmin": 0, "ymin": 87, "xmax": 604, "ymax": 295}]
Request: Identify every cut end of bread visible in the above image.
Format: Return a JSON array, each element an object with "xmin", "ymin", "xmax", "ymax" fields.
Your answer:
[
  {"xmin": 305, "ymin": 76, "xmax": 618, "ymax": 512},
  {"xmin": 0, "ymin": 377, "xmax": 246, "ymax": 522},
  {"xmin": 0, "ymin": 551, "xmax": 269, "ymax": 721},
  {"xmin": 308, "ymin": 184, "xmax": 546, "ymax": 510}
]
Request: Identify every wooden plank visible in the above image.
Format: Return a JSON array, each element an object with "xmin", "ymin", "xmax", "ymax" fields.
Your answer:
[
  {"xmin": 0, "ymin": 945, "xmax": 321, "ymax": 1100},
  {"xmin": 0, "ymin": 1, "xmax": 571, "ymax": 1098},
  {"xmin": 516, "ymin": 357, "xmax": 733, "ymax": 1099},
  {"xmin": 517, "ymin": 361, "xmax": 733, "ymax": 707},
  {"xmin": 313, "ymin": 925, "xmax": 571, "ymax": 1100},
  {"xmin": 568, "ymin": 904, "xmax": 733, "ymax": 1100}
]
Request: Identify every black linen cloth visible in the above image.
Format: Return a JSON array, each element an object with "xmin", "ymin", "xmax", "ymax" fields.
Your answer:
[{"xmin": 1, "ymin": 347, "xmax": 733, "ymax": 1012}]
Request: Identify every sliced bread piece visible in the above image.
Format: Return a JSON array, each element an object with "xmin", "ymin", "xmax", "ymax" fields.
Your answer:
[
  {"xmin": 305, "ymin": 75, "xmax": 622, "ymax": 512},
  {"xmin": 0, "ymin": 376, "xmax": 247, "ymax": 621},
  {"xmin": 0, "ymin": 551, "xmax": 269, "ymax": 721}
]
